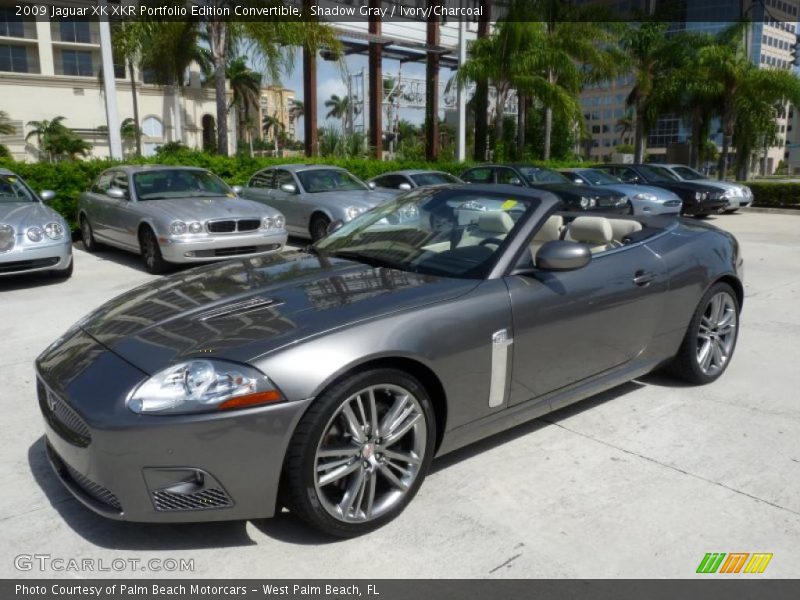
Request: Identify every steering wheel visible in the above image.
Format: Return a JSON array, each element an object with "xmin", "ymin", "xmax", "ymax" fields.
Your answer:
[{"xmin": 479, "ymin": 237, "xmax": 504, "ymax": 248}]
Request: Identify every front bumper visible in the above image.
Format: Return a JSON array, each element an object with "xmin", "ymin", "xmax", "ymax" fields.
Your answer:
[
  {"xmin": 158, "ymin": 230, "xmax": 288, "ymax": 264},
  {"xmin": 632, "ymin": 198, "xmax": 682, "ymax": 216},
  {"xmin": 0, "ymin": 237, "xmax": 72, "ymax": 276},
  {"xmin": 36, "ymin": 328, "xmax": 311, "ymax": 522}
]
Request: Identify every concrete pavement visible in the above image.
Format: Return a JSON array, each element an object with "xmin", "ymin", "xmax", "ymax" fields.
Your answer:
[{"xmin": 1, "ymin": 212, "xmax": 798, "ymax": 578}]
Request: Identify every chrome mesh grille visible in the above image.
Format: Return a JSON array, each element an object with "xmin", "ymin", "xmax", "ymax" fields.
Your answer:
[
  {"xmin": 63, "ymin": 461, "xmax": 122, "ymax": 511},
  {"xmin": 37, "ymin": 378, "xmax": 91, "ymax": 447},
  {"xmin": 152, "ymin": 488, "xmax": 233, "ymax": 511},
  {"xmin": 0, "ymin": 224, "xmax": 14, "ymax": 253}
]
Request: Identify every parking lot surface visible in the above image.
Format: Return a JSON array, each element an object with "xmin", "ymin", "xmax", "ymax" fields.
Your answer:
[{"xmin": 1, "ymin": 212, "xmax": 799, "ymax": 578}]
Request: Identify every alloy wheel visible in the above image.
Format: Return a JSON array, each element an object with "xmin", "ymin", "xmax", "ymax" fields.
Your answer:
[
  {"xmin": 313, "ymin": 384, "xmax": 427, "ymax": 524},
  {"xmin": 696, "ymin": 291, "xmax": 737, "ymax": 376}
]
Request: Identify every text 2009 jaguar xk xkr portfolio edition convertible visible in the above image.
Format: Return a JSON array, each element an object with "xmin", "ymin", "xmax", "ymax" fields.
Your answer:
[{"xmin": 36, "ymin": 184, "xmax": 743, "ymax": 537}]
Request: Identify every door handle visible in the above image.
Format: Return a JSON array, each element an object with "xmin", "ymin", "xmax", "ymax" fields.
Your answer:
[{"xmin": 632, "ymin": 270, "xmax": 656, "ymax": 286}]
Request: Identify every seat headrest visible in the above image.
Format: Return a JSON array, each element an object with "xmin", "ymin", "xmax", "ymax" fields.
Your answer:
[
  {"xmin": 567, "ymin": 216, "xmax": 613, "ymax": 245},
  {"xmin": 478, "ymin": 211, "xmax": 515, "ymax": 234},
  {"xmin": 533, "ymin": 215, "xmax": 564, "ymax": 242},
  {"xmin": 608, "ymin": 219, "xmax": 642, "ymax": 240}
]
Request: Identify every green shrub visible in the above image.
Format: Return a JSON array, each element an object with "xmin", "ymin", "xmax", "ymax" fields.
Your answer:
[
  {"xmin": 747, "ymin": 182, "xmax": 800, "ymax": 209},
  {"xmin": 1, "ymin": 150, "xmax": 595, "ymax": 229}
]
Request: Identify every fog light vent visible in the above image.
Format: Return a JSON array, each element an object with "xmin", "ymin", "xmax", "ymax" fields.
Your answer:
[{"xmin": 152, "ymin": 488, "xmax": 232, "ymax": 511}]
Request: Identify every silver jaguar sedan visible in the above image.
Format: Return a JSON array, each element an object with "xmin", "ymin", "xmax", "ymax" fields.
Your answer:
[
  {"xmin": 239, "ymin": 164, "xmax": 397, "ymax": 241},
  {"xmin": 78, "ymin": 166, "xmax": 287, "ymax": 274},
  {"xmin": 0, "ymin": 168, "xmax": 72, "ymax": 279},
  {"xmin": 369, "ymin": 170, "xmax": 463, "ymax": 193}
]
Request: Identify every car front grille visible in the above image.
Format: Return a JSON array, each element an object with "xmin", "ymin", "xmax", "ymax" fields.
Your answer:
[
  {"xmin": 37, "ymin": 378, "xmax": 91, "ymax": 447},
  {"xmin": 187, "ymin": 244, "xmax": 281, "ymax": 258},
  {"xmin": 664, "ymin": 200, "xmax": 682, "ymax": 207},
  {"xmin": 46, "ymin": 443, "xmax": 122, "ymax": 512},
  {"xmin": 206, "ymin": 219, "xmax": 262, "ymax": 234},
  {"xmin": 152, "ymin": 488, "xmax": 233, "ymax": 511},
  {"xmin": 0, "ymin": 224, "xmax": 14, "ymax": 253},
  {"xmin": 0, "ymin": 257, "xmax": 59, "ymax": 274}
]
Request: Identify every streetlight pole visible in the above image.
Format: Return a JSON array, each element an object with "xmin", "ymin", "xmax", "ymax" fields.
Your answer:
[
  {"xmin": 456, "ymin": 20, "xmax": 467, "ymax": 161},
  {"xmin": 98, "ymin": 0, "xmax": 122, "ymax": 159}
]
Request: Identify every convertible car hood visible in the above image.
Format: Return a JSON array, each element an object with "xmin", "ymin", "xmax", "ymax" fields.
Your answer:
[
  {"xmin": 136, "ymin": 196, "xmax": 273, "ymax": 220},
  {"xmin": 79, "ymin": 251, "xmax": 479, "ymax": 374},
  {"xmin": 0, "ymin": 202, "xmax": 62, "ymax": 229}
]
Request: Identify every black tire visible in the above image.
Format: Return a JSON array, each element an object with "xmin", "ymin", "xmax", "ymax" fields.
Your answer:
[
  {"xmin": 669, "ymin": 282, "xmax": 740, "ymax": 385},
  {"xmin": 310, "ymin": 214, "xmax": 331, "ymax": 242},
  {"xmin": 80, "ymin": 215, "xmax": 102, "ymax": 252},
  {"xmin": 694, "ymin": 212, "xmax": 710, "ymax": 219},
  {"xmin": 723, "ymin": 209, "xmax": 738, "ymax": 214},
  {"xmin": 139, "ymin": 226, "xmax": 169, "ymax": 274},
  {"xmin": 48, "ymin": 257, "xmax": 73, "ymax": 279},
  {"xmin": 283, "ymin": 368, "xmax": 436, "ymax": 538}
]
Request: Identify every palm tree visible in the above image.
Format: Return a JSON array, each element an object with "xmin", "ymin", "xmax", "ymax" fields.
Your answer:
[
  {"xmin": 615, "ymin": 110, "xmax": 635, "ymax": 145},
  {"xmin": 227, "ymin": 57, "xmax": 262, "ymax": 148},
  {"xmin": 324, "ymin": 94, "xmax": 356, "ymax": 132},
  {"xmin": 110, "ymin": 21, "xmax": 145, "ymax": 156},
  {"xmin": 0, "ymin": 110, "xmax": 15, "ymax": 135},
  {"xmin": 262, "ymin": 113, "xmax": 285, "ymax": 155},
  {"xmin": 288, "ymin": 98, "xmax": 304, "ymax": 128},
  {"xmin": 25, "ymin": 116, "xmax": 90, "ymax": 161},
  {"xmin": 198, "ymin": 4, "xmax": 341, "ymax": 155},
  {"xmin": 25, "ymin": 117, "xmax": 67, "ymax": 161}
]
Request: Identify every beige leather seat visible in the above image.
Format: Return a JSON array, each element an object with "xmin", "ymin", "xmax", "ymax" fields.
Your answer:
[
  {"xmin": 459, "ymin": 211, "xmax": 515, "ymax": 247},
  {"xmin": 529, "ymin": 215, "xmax": 564, "ymax": 258},
  {"xmin": 607, "ymin": 218, "xmax": 642, "ymax": 243},
  {"xmin": 564, "ymin": 216, "xmax": 616, "ymax": 253}
]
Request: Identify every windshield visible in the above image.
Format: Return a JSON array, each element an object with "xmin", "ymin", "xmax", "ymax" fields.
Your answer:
[
  {"xmin": 0, "ymin": 174, "xmax": 37, "ymax": 203},
  {"xmin": 638, "ymin": 165, "xmax": 679, "ymax": 183},
  {"xmin": 573, "ymin": 169, "xmax": 621, "ymax": 186},
  {"xmin": 671, "ymin": 166, "xmax": 707, "ymax": 180},
  {"xmin": 314, "ymin": 188, "xmax": 538, "ymax": 279},
  {"xmin": 517, "ymin": 167, "xmax": 570, "ymax": 184},
  {"xmin": 133, "ymin": 169, "xmax": 231, "ymax": 200},
  {"xmin": 297, "ymin": 169, "xmax": 368, "ymax": 193},
  {"xmin": 410, "ymin": 172, "xmax": 461, "ymax": 186}
]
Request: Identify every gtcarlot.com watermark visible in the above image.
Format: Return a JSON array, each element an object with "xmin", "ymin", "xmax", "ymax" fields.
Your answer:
[{"xmin": 14, "ymin": 553, "xmax": 195, "ymax": 573}]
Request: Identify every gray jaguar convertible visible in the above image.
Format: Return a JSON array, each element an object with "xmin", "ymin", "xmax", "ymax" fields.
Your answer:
[
  {"xmin": 37, "ymin": 184, "xmax": 742, "ymax": 537},
  {"xmin": 78, "ymin": 166, "xmax": 287, "ymax": 274}
]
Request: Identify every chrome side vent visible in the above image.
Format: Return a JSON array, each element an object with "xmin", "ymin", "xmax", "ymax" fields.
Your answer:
[
  {"xmin": 489, "ymin": 329, "xmax": 512, "ymax": 408},
  {"xmin": 193, "ymin": 296, "xmax": 282, "ymax": 321}
]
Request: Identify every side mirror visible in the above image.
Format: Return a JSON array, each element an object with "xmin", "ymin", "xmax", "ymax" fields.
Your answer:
[
  {"xmin": 367, "ymin": 181, "xmax": 376, "ymax": 190},
  {"xmin": 535, "ymin": 240, "xmax": 591, "ymax": 271},
  {"xmin": 39, "ymin": 190, "xmax": 56, "ymax": 202},
  {"xmin": 279, "ymin": 183, "xmax": 297, "ymax": 194},
  {"xmin": 398, "ymin": 182, "xmax": 412, "ymax": 191},
  {"xmin": 106, "ymin": 187, "xmax": 126, "ymax": 200},
  {"xmin": 231, "ymin": 185, "xmax": 243, "ymax": 194},
  {"xmin": 327, "ymin": 219, "xmax": 344, "ymax": 235}
]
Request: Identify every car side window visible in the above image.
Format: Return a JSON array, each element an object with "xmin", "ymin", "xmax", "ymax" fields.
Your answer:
[
  {"xmin": 92, "ymin": 172, "xmax": 113, "ymax": 193},
  {"xmin": 617, "ymin": 168, "xmax": 639, "ymax": 183},
  {"xmin": 111, "ymin": 172, "xmax": 130, "ymax": 199},
  {"xmin": 462, "ymin": 168, "xmax": 493, "ymax": 184},
  {"xmin": 373, "ymin": 175, "xmax": 405, "ymax": 188},
  {"xmin": 250, "ymin": 170, "xmax": 274, "ymax": 189},
  {"xmin": 274, "ymin": 170, "xmax": 296, "ymax": 191},
  {"xmin": 496, "ymin": 168, "xmax": 521, "ymax": 185}
]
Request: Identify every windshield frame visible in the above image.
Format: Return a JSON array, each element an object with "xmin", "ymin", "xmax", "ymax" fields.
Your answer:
[
  {"xmin": 131, "ymin": 169, "xmax": 233, "ymax": 201},
  {"xmin": 313, "ymin": 187, "xmax": 540, "ymax": 280},
  {"xmin": 296, "ymin": 168, "xmax": 369, "ymax": 194}
]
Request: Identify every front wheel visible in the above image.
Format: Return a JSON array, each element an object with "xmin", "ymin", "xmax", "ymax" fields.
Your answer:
[
  {"xmin": 139, "ymin": 227, "xmax": 169, "ymax": 275},
  {"xmin": 283, "ymin": 369, "xmax": 436, "ymax": 537},
  {"xmin": 310, "ymin": 215, "xmax": 331, "ymax": 242},
  {"xmin": 669, "ymin": 282, "xmax": 740, "ymax": 384},
  {"xmin": 80, "ymin": 215, "xmax": 102, "ymax": 253}
]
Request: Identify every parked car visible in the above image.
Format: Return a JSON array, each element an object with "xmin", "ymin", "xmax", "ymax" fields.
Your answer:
[
  {"xmin": 461, "ymin": 164, "xmax": 631, "ymax": 214},
  {"xmin": 559, "ymin": 167, "xmax": 682, "ymax": 216},
  {"xmin": 649, "ymin": 163, "xmax": 753, "ymax": 213},
  {"xmin": 78, "ymin": 166, "xmax": 287, "ymax": 274},
  {"xmin": 37, "ymin": 184, "xmax": 743, "ymax": 536},
  {"xmin": 595, "ymin": 164, "xmax": 728, "ymax": 217},
  {"xmin": 0, "ymin": 168, "xmax": 72, "ymax": 279},
  {"xmin": 369, "ymin": 170, "xmax": 463, "ymax": 193},
  {"xmin": 239, "ymin": 164, "xmax": 397, "ymax": 241}
]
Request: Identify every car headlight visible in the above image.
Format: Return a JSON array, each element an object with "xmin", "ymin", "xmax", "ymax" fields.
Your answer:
[
  {"xmin": 695, "ymin": 191, "xmax": 708, "ymax": 200},
  {"xmin": 345, "ymin": 206, "xmax": 367, "ymax": 220},
  {"xmin": 26, "ymin": 226, "xmax": 44, "ymax": 242},
  {"xmin": 44, "ymin": 222, "xmax": 65, "ymax": 240},
  {"xmin": 579, "ymin": 196, "xmax": 597, "ymax": 209},
  {"xmin": 261, "ymin": 214, "xmax": 286, "ymax": 230},
  {"xmin": 169, "ymin": 221, "xmax": 187, "ymax": 235},
  {"xmin": 127, "ymin": 359, "xmax": 283, "ymax": 415},
  {"xmin": 633, "ymin": 193, "xmax": 657, "ymax": 202},
  {"xmin": 188, "ymin": 221, "xmax": 203, "ymax": 234}
]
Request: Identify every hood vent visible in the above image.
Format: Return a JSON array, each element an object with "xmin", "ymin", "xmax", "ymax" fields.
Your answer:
[{"xmin": 193, "ymin": 295, "xmax": 283, "ymax": 321}]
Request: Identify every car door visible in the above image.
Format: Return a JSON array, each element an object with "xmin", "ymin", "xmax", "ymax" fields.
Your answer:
[
  {"xmin": 85, "ymin": 171, "xmax": 114, "ymax": 242},
  {"xmin": 505, "ymin": 236, "xmax": 667, "ymax": 410},
  {"xmin": 271, "ymin": 169, "xmax": 306, "ymax": 235},
  {"xmin": 104, "ymin": 171, "xmax": 138, "ymax": 249},
  {"xmin": 241, "ymin": 169, "xmax": 274, "ymax": 206}
]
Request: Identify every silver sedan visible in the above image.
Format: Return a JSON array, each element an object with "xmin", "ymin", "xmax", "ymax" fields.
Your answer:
[
  {"xmin": 78, "ymin": 166, "xmax": 287, "ymax": 274},
  {"xmin": 369, "ymin": 170, "xmax": 463, "ymax": 193},
  {"xmin": 239, "ymin": 164, "xmax": 397, "ymax": 241},
  {"xmin": 651, "ymin": 163, "xmax": 753, "ymax": 212},
  {"xmin": 0, "ymin": 168, "xmax": 72, "ymax": 279},
  {"xmin": 560, "ymin": 168, "xmax": 683, "ymax": 215}
]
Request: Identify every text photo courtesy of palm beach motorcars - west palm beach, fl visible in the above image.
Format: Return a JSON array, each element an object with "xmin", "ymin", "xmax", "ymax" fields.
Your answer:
[{"xmin": 1, "ymin": 0, "xmax": 800, "ymax": 591}]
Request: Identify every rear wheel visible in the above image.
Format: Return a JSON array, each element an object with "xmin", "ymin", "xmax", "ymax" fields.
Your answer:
[
  {"xmin": 310, "ymin": 215, "xmax": 330, "ymax": 242},
  {"xmin": 139, "ymin": 227, "xmax": 169, "ymax": 274},
  {"xmin": 283, "ymin": 369, "xmax": 435, "ymax": 537},
  {"xmin": 669, "ymin": 282, "xmax": 740, "ymax": 384},
  {"xmin": 80, "ymin": 215, "xmax": 102, "ymax": 252}
]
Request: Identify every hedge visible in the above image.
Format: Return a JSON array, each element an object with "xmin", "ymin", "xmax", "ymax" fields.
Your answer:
[
  {"xmin": 746, "ymin": 182, "xmax": 800, "ymax": 209},
  {"xmin": 0, "ymin": 151, "xmax": 590, "ymax": 230}
]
